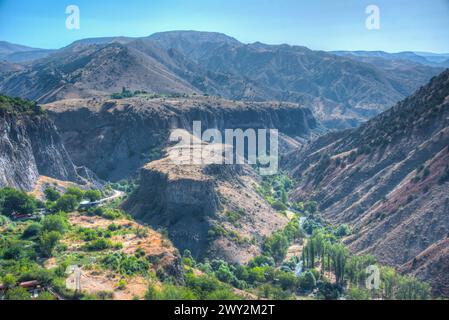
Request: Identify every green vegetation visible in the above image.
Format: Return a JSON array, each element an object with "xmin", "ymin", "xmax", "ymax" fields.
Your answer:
[
  {"xmin": 44, "ymin": 187, "xmax": 60, "ymax": 202},
  {"xmin": 255, "ymin": 173, "xmax": 293, "ymax": 210},
  {"xmin": 111, "ymin": 87, "xmax": 187, "ymax": 100},
  {"xmin": 0, "ymin": 183, "xmax": 436, "ymax": 300},
  {"xmin": 0, "ymin": 94, "xmax": 44, "ymax": 115},
  {"xmin": 225, "ymin": 210, "xmax": 246, "ymax": 225},
  {"xmin": 102, "ymin": 252, "xmax": 150, "ymax": 276},
  {"xmin": 0, "ymin": 187, "xmax": 37, "ymax": 216},
  {"xmin": 87, "ymin": 207, "xmax": 123, "ymax": 220}
]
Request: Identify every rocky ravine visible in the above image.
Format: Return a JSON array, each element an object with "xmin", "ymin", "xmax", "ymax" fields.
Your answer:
[
  {"xmin": 44, "ymin": 95, "xmax": 320, "ymax": 181},
  {"xmin": 123, "ymin": 140, "xmax": 289, "ymax": 263},
  {"xmin": 284, "ymin": 69, "xmax": 449, "ymax": 296}
]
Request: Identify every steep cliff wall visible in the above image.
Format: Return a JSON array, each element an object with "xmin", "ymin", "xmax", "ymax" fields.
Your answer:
[
  {"xmin": 45, "ymin": 96, "xmax": 320, "ymax": 181},
  {"xmin": 0, "ymin": 98, "xmax": 84, "ymax": 191},
  {"xmin": 123, "ymin": 143, "xmax": 289, "ymax": 263}
]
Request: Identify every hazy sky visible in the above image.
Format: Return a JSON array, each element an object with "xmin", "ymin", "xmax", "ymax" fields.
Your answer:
[{"xmin": 1, "ymin": 0, "xmax": 448, "ymax": 52}]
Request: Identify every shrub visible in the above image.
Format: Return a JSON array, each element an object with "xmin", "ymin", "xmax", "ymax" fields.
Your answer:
[
  {"xmin": 84, "ymin": 189, "xmax": 101, "ymax": 202},
  {"xmin": 277, "ymin": 271, "xmax": 298, "ymax": 291},
  {"xmin": 0, "ymin": 95, "xmax": 43, "ymax": 115},
  {"xmin": 65, "ymin": 187, "xmax": 85, "ymax": 202},
  {"xmin": 145, "ymin": 283, "xmax": 197, "ymax": 300},
  {"xmin": 41, "ymin": 213, "xmax": 68, "ymax": 234},
  {"xmin": 335, "ymin": 224, "xmax": 351, "ymax": 237},
  {"xmin": 39, "ymin": 231, "xmax": 62, "ymax": 257},
  {"xmin": 102, "ymin": 252, "xmax": 149, "ymax": 276},
  {"xmin": 271, "ymin": 201, "xmax": 288, "ymax": 211},
  {"xmin": 248, "ymin": 255, "xmax": 275, "ymax": 268},
  {"xmin": 44, "ymin": 188, "xmax": 60, "ymax": 202},
  {"xmin": 91, "ymin": 207, "xmax": 122, "ymax": 220},
  {"xmin": 5, "ymin": 287, "xmax": 31, "ymax": 300},
  {"xmin": 225, "ymin": 210, "xmax": 245, "ymax": 224},
  {"xmin": 263, "ymin": 232, "xmax": 289, "ymax": 262},
  {"xmin": 22, "ymin": 223, "xmax": 42, "ymax": 239},
  {"xmin": 54, "ymin": 194, "xmax": 79, "ymax": 212},
  {"xmin": 84, "ymin": 238, "xmax": 112, "ymax": 251},
  {"xmin": 347, "ymin": 287, "xmax": 371, "ymax": 300},
  {"xmin": 116, "ymin": 279, "xmax": 127, "ymax": 290},
  {"xmin": 108, "ymin": 223, "xmax": 120, "ymax": 231},
  {"xmin": 0, "ymin": 187, "xmax": 37, "ymax": 216},
  {"xmin": 298, "ymin": 271, "xmax": 316, "ymax": 292},
  {"xmin": 2, "ymin": 274, "xmax": 17, "ymax": 288}
]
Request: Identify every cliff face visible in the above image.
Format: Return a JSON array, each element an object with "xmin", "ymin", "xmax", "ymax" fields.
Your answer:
[
  {"xmin": 284, "ymin": 69, "xmax": 449, "ymax": 295},
  {"xmin": 0, "ymin": 110, "xmax": 82, "ymax": 191},
  {"xmin": 123, "ymin": 141, "xmax": 289, "ymax": 263},
  {"xmin": 45, "ymin": 96, "xmax": 319, "ymax": 181}
]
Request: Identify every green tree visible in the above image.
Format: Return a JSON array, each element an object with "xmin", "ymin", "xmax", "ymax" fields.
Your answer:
[
  {"xmin": 2, "ymin": 274, "xmax": 17, "ymax": 288},
  {"xmin": 277, "ymin": 271, "xmax": 298, "ymax": 291},
  {"xmin": 299, "ymin": 271, "xmax": 316, "ymax": 292},
  {"xmin": 41, "ymin": 213, "xmax": 68, "ymax": 234},
  {"xmin": 263, "ymin": 232, "xmax": 289, "ymax": 262},
  {"xmin": 22, "ymin": 223, "xmax": 42, "ymax": 239},
  {"xmin": 0, "ymin": 187, "xmax": 37, "ymax": 216},
  {"xmin": 65, "ymin": 187, "xmax": 85, "ymax": 202},
  {"xmin": 54, "ymin": 194, "xmax": 79, "ymax": 212},
  {"xmin": 39, "ymin": 231, "xmax": 62, "ymax": 257},
  {"xmin": 84, "ymin": 189, "xmax": 101, "ymax": 202},
  {"xmin": 44, "ymin": 188, "xmax": 60, "ymax": 202}
]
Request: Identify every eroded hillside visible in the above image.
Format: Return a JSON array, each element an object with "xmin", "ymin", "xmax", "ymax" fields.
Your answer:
[
  {"xmin": 284, "ymin": 69, "xmax": 449, "ymax": 296},
  {"xmin": 44, "ymin": 95, "xmax": 319, "ymax": 181},
  {"xmin": 123, "ymin": 140, "xmax": 289, "ymax": 264},
  {"xmin": 0, "ymin": 95, "xmax": 88, "ymax": 190}
]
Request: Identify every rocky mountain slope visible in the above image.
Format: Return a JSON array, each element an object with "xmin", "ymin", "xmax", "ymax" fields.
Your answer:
[
  {"xmin": 0, "ymin": 95, "xmax": 93, "ymax": 191},
  {"xmin": 0, "ymin": 96, "xmax": 77, "ymax": 190},
  {"xmin": 0, "ymin": 31, "xmax": 442, "ymax": 128},
  {"xmin": 284, "ymin": 69, "xmax": 449, "ymax": 296},
  {"xmin": 123, "ymin": 138, "xmax": 288, "ymax": 263},
  {"xmin": 43, "ymin": 95, "xmax": 319, "ymax": 181},
  {"xmin": 0, "ymin": 41, "xmax": 54, "ymax": 63},
  {"xmin": 149, "ymin": 31, "xmax": 443, "ymax": 128}
]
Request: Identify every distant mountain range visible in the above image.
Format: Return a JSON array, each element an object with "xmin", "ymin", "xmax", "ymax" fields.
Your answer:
[
  {"xmin": 0, "ymin": 41, "xmax": 55, "ymax": 63},
  {"xmin": 0, "ymin": 31, "xmax": 446, "ymax": 129},
  {"xmin": 332, "ymin": 50, "xmax": 449, "ymax": 68}
]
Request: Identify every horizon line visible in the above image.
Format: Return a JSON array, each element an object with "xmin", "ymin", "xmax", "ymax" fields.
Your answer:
[{"xmin": 1, "ymin": 30, "xmax": 449, "ymax": 55}]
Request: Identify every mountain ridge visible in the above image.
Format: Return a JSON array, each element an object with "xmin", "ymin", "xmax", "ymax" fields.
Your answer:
[
  {"xmin": 283, "ymin": 68, "xmax": 449, "ymax": 296},
  {"xmin": 1, "ymin": 31, "xmax": 443, "ymax": 129}
]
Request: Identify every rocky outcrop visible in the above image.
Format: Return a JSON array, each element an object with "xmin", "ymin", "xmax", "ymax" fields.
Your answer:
[
  {"xmin": 0, "ymin": 109, "xmax": 82, "ymax": 191},
  {"xmin": 45, "ymin": 96, "xmax": 319, "ymax": 181},
  {"xmin": 284, "ymin": 69, "xmax": 449, "ymax": 295},
  {"xmin": 123, "ymin": 141, "xmax": 288, "ymax": 263}
]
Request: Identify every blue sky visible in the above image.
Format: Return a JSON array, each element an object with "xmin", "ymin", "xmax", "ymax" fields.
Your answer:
[{"xmin": 1, "ymin": 0, "xmax": 448, "ymax": 52}]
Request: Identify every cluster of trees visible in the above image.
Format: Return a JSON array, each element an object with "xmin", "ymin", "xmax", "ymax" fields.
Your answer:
[
  {"xmin": 263, "ymin": 217, "xmax": 304, "ymax": 263},
  {"xmin": 0, "ymin": 94, "xmax": 44, "ymax": 115},
  {"xmin": 145, "ymin": 271, "xmax": 241, "ymax": 300},
  {"xmin": 255, "ymin": 173, "xmax": 293, "ymax": 212},
  {"xmin": 300, "ymin": 228, "xmax": 431, "ymax": 300},
  {"xmin": 0, "ymin": 187, "xmax": 38, "ymax": 216},
  {"xmin": 302, "ymin": 231, "xmax": 348, "ymax": 286},
  {"xmin": 44, "ymin": 186, "xmax": 102, "ymax": 213},
  {"xmin": 102, "ymin": 252, "xmax": 150, "ymax": 276},
  {"xmin": 0, "ymin": 210, "xmax": 72, "ymax": 300}
]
